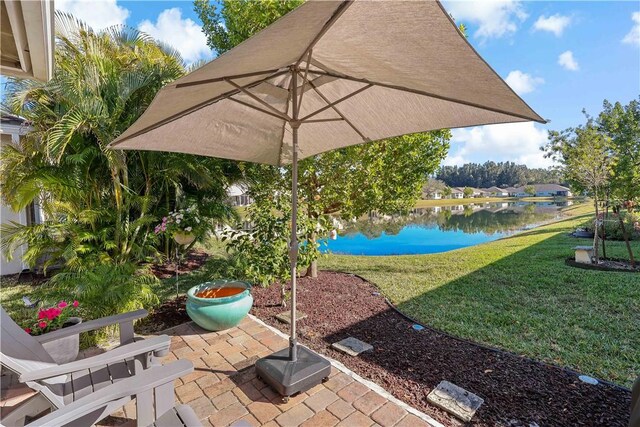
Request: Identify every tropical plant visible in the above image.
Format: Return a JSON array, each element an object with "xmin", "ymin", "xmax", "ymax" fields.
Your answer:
[
  {"xmin": 463, "ymin": 187, "xmax": 474, "ymax": 198},
  {"xmin": 46, "ymin": 262, "xmax": 158, "ymax": 319},
  {"xmin": 0, "ymin": 13, "xmax": 240, "ymax": 273},
  {"xmin": 524, "ymin": 185, "xmax": 536, "ymax": 197}
]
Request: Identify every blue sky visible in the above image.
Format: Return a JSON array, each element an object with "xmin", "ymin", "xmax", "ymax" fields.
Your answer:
[{"xmin": 50, "ymin": 1, "xmax": 640, "ymax": 168}]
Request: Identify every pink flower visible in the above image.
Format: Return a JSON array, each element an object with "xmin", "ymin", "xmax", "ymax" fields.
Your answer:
[
  {"xmin": 24, "ymin": 328, "xmax": 31, "ymax": 334},
  {"xmin": 38, "ymin": 310, "xmax": 45, "ymax": 320},
  {"xmin": 38, "ymin": 321, "xmax": 47, "ymax": 329},
  {"xmin": 72, "ymin": 300, "xmax": 79, "ymax": 308},
  {"xmin": 58, "ymin": 301, "xmax": 68, "ymax": 308}
]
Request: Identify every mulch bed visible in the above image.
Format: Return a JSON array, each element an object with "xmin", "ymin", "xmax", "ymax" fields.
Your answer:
[
  {"xmin": 565, "ymin": 257, "xmax": 639, "ymax": 273},
  {"xmin": 249, "ymin": 271, "xmax": 631, "ymax": 427},
  {"xmin": 149, "ymin": 250, "xmax": 210, "ymax": 279}
]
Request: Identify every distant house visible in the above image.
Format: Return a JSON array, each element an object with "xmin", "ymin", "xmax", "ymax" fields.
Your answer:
[
  {"xmin": 228, "ymin": 184, "xmax": 253, "ymax": 206},
  {"xmin": 468, "ymin": 187, "xmax": 487, "ymax": 197},
  {"xmin": 484, "ymin": 186, "xmax": 510, "ymax": 197},
  {"xmin": 503, "ymin": 187, "xmax": 519, "ymax": 197},
  {"xmin": 513, "ymin": 184, "xmax": 572, "ymax": 197},
  {"xmin": 450, "ymin": 188, "xmax": 464, "ymax": 199}
]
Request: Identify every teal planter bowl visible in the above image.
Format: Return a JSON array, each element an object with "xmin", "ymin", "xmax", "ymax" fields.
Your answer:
[{"xmin": 186, "ymin": 280, "xmax": 253, "ymax": 331}]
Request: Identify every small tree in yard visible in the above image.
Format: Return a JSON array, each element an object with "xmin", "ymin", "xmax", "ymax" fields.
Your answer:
[
  {"xmin": 442, "ymin": 186, "xmax": 453, "ymax": 199},
  {"xmin": 544, "ymin": 121, "xmax": 613, "ymax": 263},
  {"xmin": 463, "ymin": 187, "xmax": 474, "ymax": 198},
  {"xmin": 524, "ymin": 185, "xmax": 536, "ymax": 197},
  {"xmin": 597, "ymin": 98, "xmax": 640, "ymax": 267}
]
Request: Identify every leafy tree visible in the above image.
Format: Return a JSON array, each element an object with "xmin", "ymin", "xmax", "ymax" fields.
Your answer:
[
  {"xmin": 437, "ymin": 161, "xmax": 562, "ymax": 188},
  {"xmin": 194, "ymin": 0, "xmax": 303, "ymax": 54},
  {"xmin": 197, "ymin": 0, "xmax": 451, "ymax": 280},
  {"xmin": 422, "ymin": 178, "xmax": 447, "ymax": 199},
  {"xmin": 544, "ymin": 121, "xmax": 613, "ymax": 263},
  {"xmin": 463, "ymin": 187, "xmax": 474, "ymax": 198},
  {"xmin": 524, "ymin": 185, "xmax": 536, "ymax": 197},
  {"xmin": 0, "ymin": 14, "xmax": 240, "ymax": 276},
  {"xmin": 597, "ymin": 98, "xmax": 640, "ymax": 266}
]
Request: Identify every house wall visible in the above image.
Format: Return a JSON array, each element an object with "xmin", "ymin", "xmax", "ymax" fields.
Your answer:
[{"xmin": 0, "ymin": 124, "xmax": 43, "ymax": 275}]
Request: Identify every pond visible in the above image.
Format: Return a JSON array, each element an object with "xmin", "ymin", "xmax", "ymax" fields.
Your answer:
[{"xmin": 322, "ymin": 201, "xmax": 576, "ymax": 256}]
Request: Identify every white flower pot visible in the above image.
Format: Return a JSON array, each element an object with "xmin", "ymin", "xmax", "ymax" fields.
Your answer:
[{"xmin": 41, "ymin": 317, "xmax": 82, "ymax": 364}]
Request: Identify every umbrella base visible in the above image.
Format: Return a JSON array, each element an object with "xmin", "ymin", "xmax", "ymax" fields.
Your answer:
[{"xmin": 255, "ymin": 345, "xmax": 331, "ymax": 398}]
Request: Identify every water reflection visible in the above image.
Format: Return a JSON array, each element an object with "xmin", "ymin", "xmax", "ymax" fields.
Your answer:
[{"xmin": 323, "ymin": 201, "xmax": 574, "ymax": 256}]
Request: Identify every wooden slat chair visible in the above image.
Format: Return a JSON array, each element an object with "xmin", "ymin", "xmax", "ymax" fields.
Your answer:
[
  {"xmin": 0, "ymin": 307, "xmax": 172, "ymax": 426},
  {"xmin": 22, "ymin": 360, "xmax": 201, "ymax": 427}
]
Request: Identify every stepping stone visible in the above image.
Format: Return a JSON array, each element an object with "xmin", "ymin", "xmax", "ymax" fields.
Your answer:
[
  {"xmin": 275, "ymin": 311, "xmax": 307, "ymax": 324},
  {"xmin": 331, "ymin": 337, "xmax": 373, "ymax": 356},
  {"xmin": 426, "ymin": 380, "xmax": 483, "ymax": 422}
]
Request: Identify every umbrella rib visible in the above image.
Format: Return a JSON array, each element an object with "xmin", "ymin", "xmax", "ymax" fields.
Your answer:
[
  {"xmin": 298, "ymin": 84, "xmax": 372, "ymax": 122},
  {"xmin": 225, "ymin": 78, "xmax": 291, "ymax": 121},
  {"xmin": 175, "ymin": 69, "xmax": 282, "ymax": 89},
  {"xmin": 303, "ymin": 73, "xmax": 369, "ymax": 141},
  {"xmin": 277, "ymin": 70, "xmax": 295, "ymax": 166},
  {"xmin": 294, "ymin": 1, "xmax": 353, "ymax": 67},
  {"xmin": 310, "ymin": 70, "xmax": 546, "ymax": 124},
  {"xmin": 297, "ymin": 50, "xmax": 313, "ymax": 111},
  {"xmin": 303, "ymin": 118, "xmax": 344, "ymax": 124}
]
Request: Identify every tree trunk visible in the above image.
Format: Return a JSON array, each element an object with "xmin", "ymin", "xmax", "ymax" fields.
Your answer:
[
  {"xmin": 306, "ymin": 232, "xmax": 318, "ymax": 278},
  {"xmin": 618, "ymin": 210, "xmax": 636, "ymax": 268},
  {"xmin": 602, "ymin": 197, "xmax": 608, "ymax": 259},
  {"xmin": 281, "ymin": 283, "xmax": 287, "ymax": 308},
  {"xmin": 592, "ymin": 192, "xmax": 599, "ymax": 264}
]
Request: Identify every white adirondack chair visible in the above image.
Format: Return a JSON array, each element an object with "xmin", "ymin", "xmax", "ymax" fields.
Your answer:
[{"xmin": 0, "ymin": 306, "xmax": 197, "ymax": 426}]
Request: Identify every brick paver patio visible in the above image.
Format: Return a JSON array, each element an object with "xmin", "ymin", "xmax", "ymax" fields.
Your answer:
[{"xmin": 1, "ymin": 316, "xmax": 441, "ymax": 427}]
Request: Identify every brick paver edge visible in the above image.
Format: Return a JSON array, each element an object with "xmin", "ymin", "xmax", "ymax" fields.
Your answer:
[{"xmin": 245, "ymin": 314, "xmax": 444, "ymax": 427}]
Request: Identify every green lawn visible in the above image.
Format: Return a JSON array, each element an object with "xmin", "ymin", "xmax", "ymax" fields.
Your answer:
[{"xmin": 320, "ymin": 203, "xmax": 640, "ymax": 387}]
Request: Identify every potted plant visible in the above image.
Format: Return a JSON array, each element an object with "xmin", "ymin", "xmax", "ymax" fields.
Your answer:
[
  {"xmin": 154, "ymin": 205, "xmax": 204, "ymax": 246},
  {"xmin": 24, "ymin": 300, "xmax": 82, "ymax": 363}
]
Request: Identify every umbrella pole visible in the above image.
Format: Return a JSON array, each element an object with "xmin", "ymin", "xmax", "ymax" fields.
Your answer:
[
  {"xmin": 289, "ymin": 124, "xmax": 299, "ymax": 362},
  {"xmin": 289, "ymin": 67, "xmax": 299, "ymax": 362}
]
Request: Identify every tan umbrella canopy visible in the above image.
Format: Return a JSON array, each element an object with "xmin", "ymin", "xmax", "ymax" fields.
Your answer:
[
  {"xmin": 110, "ymin": 0, "xmax": 544, "ymax": 394},
  {"xmin": 110, "ymin": 0, "xmax": 544, "ymax": 165}
]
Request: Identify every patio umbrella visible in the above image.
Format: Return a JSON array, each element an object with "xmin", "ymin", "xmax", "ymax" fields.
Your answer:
[{"xmin": 110, "ymin": 0, "xmax": 544, "ymax": 398}]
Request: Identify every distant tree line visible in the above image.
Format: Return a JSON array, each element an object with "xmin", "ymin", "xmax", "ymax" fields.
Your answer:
[{"xmin": 436, "ymin": 161, "xmax": 563, "ymax": 188}]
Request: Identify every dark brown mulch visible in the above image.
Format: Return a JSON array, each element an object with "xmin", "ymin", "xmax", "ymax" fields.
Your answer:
[
  {"xmin": 136, "ymin": 295, "xmax": 190, "ymax": 335},
  {"xmin": 565, "ymin": 257, "xmax": 639, "ymax": 273},
  {"xmin": 250, "ymin": 271, "xmax": 631, "ymax": 427},
  {"xmin": 150, "ymin": 250, "xmax": 210, "ymax": 279}
]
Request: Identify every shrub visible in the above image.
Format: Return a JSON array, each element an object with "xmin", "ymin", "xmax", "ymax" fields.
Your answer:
[{"xmin": 41, "ymin": 262, "xmax": 159, "ymax": 345}]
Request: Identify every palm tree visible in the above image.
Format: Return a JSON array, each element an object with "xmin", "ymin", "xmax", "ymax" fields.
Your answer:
[{"xmin": 1, "ymin": 13, "xmax": 240, "ymax": 272}]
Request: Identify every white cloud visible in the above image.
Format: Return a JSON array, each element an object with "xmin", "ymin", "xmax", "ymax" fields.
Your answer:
[
  {"xmin": 443, "ymin": 0, "xmax": 528, "ymax": 41},
  {"xmin": 138, "ymin": 8, "xmax": 212, "ymax": 64},
  {"xmin": 56, "ymin": 0, "xmax": 129, "ymax": 29},
  {"xmin": 505, "ymin": 70, "xmax": 544, "ymax": 95},
  {"xmin": 622, "ymin": 11, "xmax": 640, "ymax": 46},
  {"xmin": 558, "ymin": 50, "xmax": 579, "ymax": 71},
  {"xmin": 533, "ymin": 14, "xmax": 571, "ymax": 37},
  {"xmin": 445, "ymin": 122, "xmax": 553, "ymax": 168}
]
